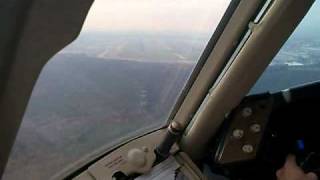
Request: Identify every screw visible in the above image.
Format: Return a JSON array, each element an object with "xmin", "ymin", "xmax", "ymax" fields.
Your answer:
[
  {"xmin": 232, "ymin": 129, "xmax": 244, "ymax": 139},
  {"xmin": 250, "ymin": 123, "xmax": 261, "ymax": 133},
  {"xmin": 242, "ymin": 144, "xmax": 254, "ymax": 153},
  {"xmin": 242, "ymin": 107, "xmax": 253, "ymax": 117}
]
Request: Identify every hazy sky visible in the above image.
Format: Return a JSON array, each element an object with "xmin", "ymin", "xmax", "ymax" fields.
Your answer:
[
  {"xmin": 293, "ymin": 0, "xmax": 320, "ymax": 38},
  {"xmin": 82, "ymin": 0, "xmax": 231, "ymax": 33}
]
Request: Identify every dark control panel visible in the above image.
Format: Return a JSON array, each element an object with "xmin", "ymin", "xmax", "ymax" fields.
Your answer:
[
  {"xmin": 211, "ymin": 82, "xmax": 320, "ymax": 180},
  {"xmin": 214, "ymin": 94, "xmax": 273, "ymax": 165}
]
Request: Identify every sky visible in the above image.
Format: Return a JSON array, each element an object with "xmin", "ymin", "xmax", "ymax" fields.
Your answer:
[
  {"xmin": 81, "ymin": 0, "xmax": 231, "ymax": 34},
  {"xmin": 293, "ymin": 0, "xmax": 320, "ymax": 38}
]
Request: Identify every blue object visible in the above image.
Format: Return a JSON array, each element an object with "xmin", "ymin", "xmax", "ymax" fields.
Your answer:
[{"xmin": 297, "ymin": 139, "xmax": 305, "ymax": 151}]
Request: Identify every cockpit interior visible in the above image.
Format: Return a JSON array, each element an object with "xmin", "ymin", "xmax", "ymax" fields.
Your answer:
[{"xmin": 0, "ymin": 0, "xmax": 319, "ymax": 179}]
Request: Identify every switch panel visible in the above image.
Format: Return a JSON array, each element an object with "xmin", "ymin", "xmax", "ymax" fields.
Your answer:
[{"xmin": 214, "ymin": 94, "xmax": 273, "ymax": 165}]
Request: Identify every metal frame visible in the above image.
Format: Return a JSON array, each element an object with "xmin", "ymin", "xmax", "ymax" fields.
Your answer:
[
  {"xmin": 167, "ymin": 0, "xmax": 241, "ymax": 123},
  {"xmin": 172, "ymin": 0, "xmax": 265, "ymax": 130}
]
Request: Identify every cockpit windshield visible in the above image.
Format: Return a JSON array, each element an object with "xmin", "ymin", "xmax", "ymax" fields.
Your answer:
[{"xmin": 3, "ymin": 0, "xmax": 231, "ymax": 179}]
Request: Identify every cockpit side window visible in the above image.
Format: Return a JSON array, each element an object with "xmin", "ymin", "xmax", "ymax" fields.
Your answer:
[{"xmin": 250, "ymin": 1, "xmax": 320, "ymax": 94}]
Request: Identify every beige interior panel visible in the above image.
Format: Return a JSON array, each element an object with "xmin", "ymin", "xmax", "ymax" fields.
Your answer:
[
  {"xmin": 173, "ymin": 0, "xmax": 263, "ymax": 129},
  {"xmin": 73, "ymin": 129, "xmax": 171, "ymax": 180}
]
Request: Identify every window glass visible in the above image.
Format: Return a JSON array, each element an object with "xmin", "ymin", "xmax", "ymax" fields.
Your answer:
[
  {"xmin": 3, "ymin": 0, "xmax": 231, "ymax": 179},
  {"xmin": 250, "ymin": 1, "xmax": 320, "ymax": 94}
]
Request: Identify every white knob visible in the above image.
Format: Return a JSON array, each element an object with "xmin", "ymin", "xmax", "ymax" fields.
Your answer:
[{"xmin": 127, "ymin": 148, "xmax": 147, "ymax": 167}]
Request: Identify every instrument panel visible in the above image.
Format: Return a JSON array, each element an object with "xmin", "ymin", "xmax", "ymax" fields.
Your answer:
[
  {"xmin": 214, "ymin": 94, "xmax": 273, "ymax": 165},
  {"xmin": 212, "ymin": 82, "xmax": 320, "ymax": 179}
]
